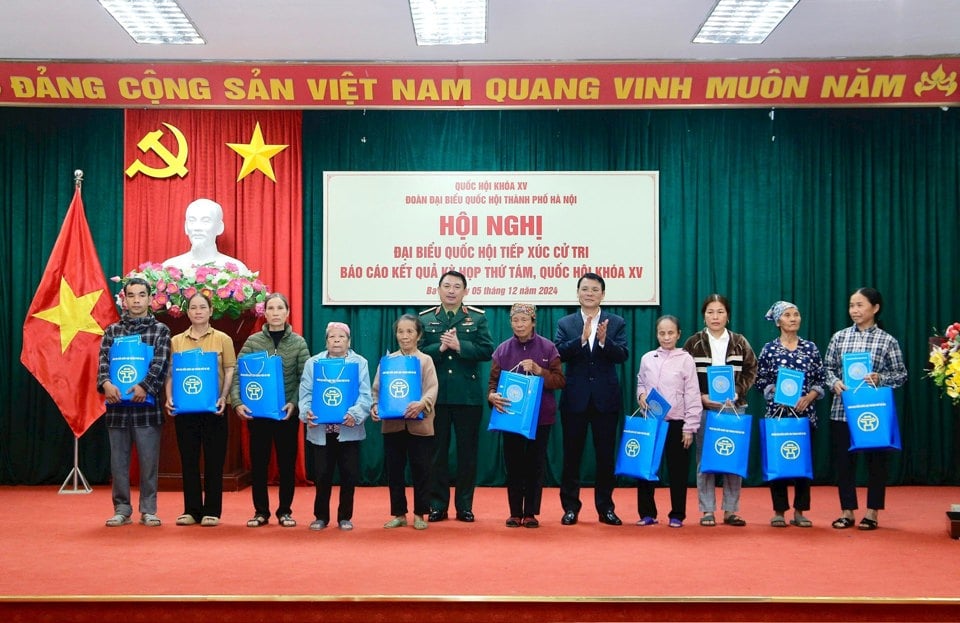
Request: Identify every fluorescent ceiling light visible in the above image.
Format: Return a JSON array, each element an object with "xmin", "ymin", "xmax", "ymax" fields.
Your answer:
[
  {"xmin": 409, "ymin": 0, "xmax": 487, "ymax": 46},
  {"xmin": 694, "ymin": 0, "xmax": 799, "ymax": 44},
  {"xmin": 98, "ymin": 0, "xmax": 204, "ymax": 45}
]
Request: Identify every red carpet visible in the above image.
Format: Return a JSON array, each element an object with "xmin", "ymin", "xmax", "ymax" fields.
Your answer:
[{"xmin": 2, "ymin": 484, "xmax": 959, "ymax": 621}]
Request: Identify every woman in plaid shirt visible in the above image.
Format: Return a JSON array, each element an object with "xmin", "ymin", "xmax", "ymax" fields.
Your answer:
[{"xmin": 824, "ymin": 287, "xmax": 907, "ymax": 531}]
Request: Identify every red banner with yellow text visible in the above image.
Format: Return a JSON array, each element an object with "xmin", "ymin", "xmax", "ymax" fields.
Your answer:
[{"xmin": 1, "ymin": 59, "xmax": 958, "ymax": 108}]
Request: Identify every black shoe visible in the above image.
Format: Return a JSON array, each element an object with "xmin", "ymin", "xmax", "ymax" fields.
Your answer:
[
  {"xmin": 561, "ymin": 510, "xmax": 578, "ymax": 525},
  {"xmin": 428, "ymin": 509, "xmax": 448, "ymax": 522},
  {"xmin": 599, "ymin": 510, "xmax": 623, "ymax": 526},
  {"xmin": 456, "ymin": 511, "xmax": 475, "ymax": 523}
]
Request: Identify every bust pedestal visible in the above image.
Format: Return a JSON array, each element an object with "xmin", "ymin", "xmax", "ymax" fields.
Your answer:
[{"xmin": 157, "ymin": 314, "xmax": 257, "ymax": 491}]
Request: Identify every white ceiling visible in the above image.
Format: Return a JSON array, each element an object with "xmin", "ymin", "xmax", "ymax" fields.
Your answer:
[{"xmin": 1, "ymin": 0, "xmax": 958, "ymax": 64}]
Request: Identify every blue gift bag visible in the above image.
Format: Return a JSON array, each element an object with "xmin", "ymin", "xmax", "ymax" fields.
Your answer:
[
  {"xmin": 238, "ymin": 351, "xmax": 285, "ymax": 419},
  {"xmin": 311, "ymin": 358, "xmax": 360, "ymax": 424},
  {"xmin": 488, "ymin": 370, "xmax": 543, "ymax": 440},
  {"xmin": 700, "ymin": 409, "xmax": 752, "ymax": 478},
  {"xmin": 842, "ymin": 385, "xmax": 901, "ymax": 451},
  {"xmin": 842, "ymin": 352, "xmax": 873, "ymax": 388},
  {"xmin": 615, "ymin": 412, "xmax": 668, "ymax": 481},
  {"xmin": 707, "ymin": 365, "xmax": 735, "ymax": 403},
  {"xmin": 109, "ymin": 335, "xmax": 155, "ymax": 406},
  {"xmin": 760, "ymin": 415, "xmax": 813, "ymax": 481},
  {"xmin": 171, "ymin": 348, "xmax": 219, "ymax": 414},
  {"xmin": 774, "ymin": 368, "xmax": 805, "ymax": 408},
  {"xmin": 378, "ymin": 354, "xmax": 422, "ymax": 420}
]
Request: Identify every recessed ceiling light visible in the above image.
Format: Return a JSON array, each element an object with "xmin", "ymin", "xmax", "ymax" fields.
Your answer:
[
  {"xmin": 98, "ymin": 0, "xmax": 204, "ymax": 45},
  {"xmin": 409, "ymin": 0, "xmax": 487, "ymax": 46},
  {"xmin": 694, "ymin": 0, "xmax": 799, "ymax": 44}
]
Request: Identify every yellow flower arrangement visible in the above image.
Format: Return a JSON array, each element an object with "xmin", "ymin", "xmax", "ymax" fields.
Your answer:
[{"xmin": 928, "ymin": 322, "xmax": 960, "ymax": 404}]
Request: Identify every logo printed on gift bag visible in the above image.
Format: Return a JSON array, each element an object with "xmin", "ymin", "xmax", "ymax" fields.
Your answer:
[
  {"xmin": 389, "ymin": 378, "xmax": 411, "ymax": 399},
  {"xmin": 245, "ymin": 382, "xmax": 264, "ymax": 401},
  {"xmin": 714, "ymin": 436, "xmax": 736, "ymax": 456},
  {"xmin": 780, "ymin": 440, "xmax": 802, "ymax": 460},
  {"xmin": 182, "ymin": 375, "xmax": 203, "ymax": 395},
  {"xmin": 624, "ymin": 438, "xmax": 641, "ymax": 458},
  {"xmin": 322, "ymin": 387, "xmax": 344, "ymax": 407},
  {"xmin": 857, "ymin": 411, "xmax": 880, "ymax": 432},
  {"xmin": 117, "ymin": 365, "xmax": 138, "ymax": 383}
]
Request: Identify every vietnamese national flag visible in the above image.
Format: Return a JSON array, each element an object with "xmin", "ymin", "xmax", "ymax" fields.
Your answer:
[{"xmin": 21, "ymin": 185, "xmax": 120, "ymax": 438}]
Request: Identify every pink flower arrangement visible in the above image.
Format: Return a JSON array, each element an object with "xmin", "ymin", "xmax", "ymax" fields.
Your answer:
[{"xmin": 113, "ymin": 262, "xmax": 271, "ymax": 320}]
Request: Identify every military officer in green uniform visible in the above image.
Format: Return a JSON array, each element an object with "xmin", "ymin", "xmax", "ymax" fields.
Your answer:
[{"xmin": 421, "ymin": 270, "xmax": 494, "ymax": 522}]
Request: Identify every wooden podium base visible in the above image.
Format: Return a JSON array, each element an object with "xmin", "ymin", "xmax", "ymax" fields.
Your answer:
[
  {"xmin": 156, "ymin": 314, "xmax": 258, "ymax": 492},
  {"xmin": 157, "ymin": 410, "xmax": 251, "ymax": 491}
]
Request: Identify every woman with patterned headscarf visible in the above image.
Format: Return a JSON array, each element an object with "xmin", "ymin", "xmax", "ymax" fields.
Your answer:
[
  {"xmin": 754, "ymin": 300, "xmax": 825, "ymax": 528},
  {"xmin": 487, "ymin": 303, "xmax": 566, "ymax": 529}
]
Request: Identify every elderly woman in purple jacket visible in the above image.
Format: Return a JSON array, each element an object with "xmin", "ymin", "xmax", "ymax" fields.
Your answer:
[
  {"xmin": 635, "ymin": 315, "xmax": 703, "ymax": 528},
  {"xmin": 488, "ymin": 303, "xmax": 566, "ymax": 529}
]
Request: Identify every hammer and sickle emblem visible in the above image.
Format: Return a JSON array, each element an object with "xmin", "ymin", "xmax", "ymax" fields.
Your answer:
[{"xmin": 124, "ymin": 122, "xmax": 189, "ymax": 179}]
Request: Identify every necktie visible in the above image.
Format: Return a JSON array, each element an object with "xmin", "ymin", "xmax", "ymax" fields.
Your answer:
[{"xmin": 447, "ymin": 311, "xmax": 455, "ymax": 322}]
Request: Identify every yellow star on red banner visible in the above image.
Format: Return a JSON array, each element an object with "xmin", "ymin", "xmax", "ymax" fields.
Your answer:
[
  {"xmin": 226, "ymin": 121, "xmax": 289, "ymax": 182},
  {"xmin": 32, "ymin": 277, "xmax": 106, "ymax": 353}
]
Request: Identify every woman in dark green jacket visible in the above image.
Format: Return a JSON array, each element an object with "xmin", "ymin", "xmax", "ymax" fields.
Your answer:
[{"xmin": 230, "ymin": 293, "xmax": 309, "ymax": 528}]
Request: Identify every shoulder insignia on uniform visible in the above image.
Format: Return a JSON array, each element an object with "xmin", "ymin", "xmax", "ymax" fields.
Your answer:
[
  {"xmin": 464, "ymin": 305, "xmax": 485, "ymax": 314},
  {"xmin": 419, "ymin": 306, "xmax": 439, "ymax": 316}
]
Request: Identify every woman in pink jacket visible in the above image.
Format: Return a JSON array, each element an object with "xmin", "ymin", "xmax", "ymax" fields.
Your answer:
[{"xmin": 634, "ymin": 315, "xmax": 703, "ymax": 528}]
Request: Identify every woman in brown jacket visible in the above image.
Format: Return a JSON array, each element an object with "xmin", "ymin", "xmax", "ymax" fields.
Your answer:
[{"xmin": 371, "ymin": 314, "xmax": 439, "ymax": 530}]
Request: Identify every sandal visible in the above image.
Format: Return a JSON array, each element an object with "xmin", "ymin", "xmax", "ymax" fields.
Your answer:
[
  {"xmin": 770, "ymin": 515, "xmax": 788, "ymax": 528},
  {"xmin": 246, "ymin": 514, "xmax": 268, "ymax": 528},
  {"xmin": 832, "ymin": 516, "xmax": 855, "ymax": 529},
  {"xmin": 699, "ymin": 513, "xmax": 716, "ymax": 527},
  {"xmin": 858, "ymin": 517, "xmax": 879, "ymax": 531},
  {"xmin": 636, "ymin": 516, "xmax": 658, "ymax": 526},
  {"xmin": 723, "ymin": 514, "xmax": 747, "ymax": 527},
  {"xmin": 505, "ymin": 517, "xmax": 522, "ymax": 528},
  {"xmin": 523, "ymin": 517, "xmax": 540, "ymax": 529},
  {"xmin": 140, "ymin": 513, "xmax": 162, "ymax": 527},
  {"xmin": 278, "ymin": 514, "xmax": 297, "ymax": 528},
  {"xmin": 790, "ymin": 516, "xmax": 813, "ymax": 528}
]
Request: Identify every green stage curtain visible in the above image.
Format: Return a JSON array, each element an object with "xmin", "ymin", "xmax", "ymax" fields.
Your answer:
[
  {"xmin": 0, "ymin": 108, "xmax": 124, "ymax": 484},
  {"xmin": 302, "ymin": 108, "xmax": 960, "ymax": 488},
  {"xmin": 3, "ymin": 107, "xmax": 959, "ymax": 489}
]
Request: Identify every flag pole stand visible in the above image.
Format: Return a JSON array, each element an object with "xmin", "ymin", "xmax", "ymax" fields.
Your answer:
[{"xmin": 59, "ymin": 437, "xmax": 92, "ymax": 494}]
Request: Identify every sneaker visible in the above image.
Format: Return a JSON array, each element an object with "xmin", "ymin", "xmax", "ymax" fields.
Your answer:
[
  {"xmin": 140, "ymin": 513, "xmax": 161, "ymax": 527},
  {"xmin": 635, "ymin": 516, "xmax": 658, "ymax": 526},
  {"xmin": 176, "ymin": 514, "xmax": 197, "ymax": 526},
  {"xmin": 384, "ymin": 516, "xmax": 408, "ymax": 529},
  {"xmin": 200, "ymin": 516, "xmax": 219, "ymax": 527},
  {"xmin": 413, "ymin": 515, "xmax": 429, "ymax": 530},
  {"xmin": 105, "ymin": 514, "xmax": 132, "ymax": 527},
  {"xmin": 338, "ymin": 520, "xmax": 354, "ymax": 531},
  {"xmin": 668, "ymin": 518, "xmax": 683, "ymax": 528},
  {"xmin": 309, "ymin": 520, "xmax": 327, "ymax": 531}
]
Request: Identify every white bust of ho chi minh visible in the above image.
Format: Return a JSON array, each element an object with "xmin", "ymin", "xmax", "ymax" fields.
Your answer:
[{"xmin": 162, "ymin": 198, "xmax": 250, "ymax": 273}]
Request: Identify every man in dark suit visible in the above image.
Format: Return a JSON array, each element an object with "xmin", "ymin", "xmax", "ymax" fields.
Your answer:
[{"xmin": 554, "ymin": 272, "xmax": 629, "ymax": 526}]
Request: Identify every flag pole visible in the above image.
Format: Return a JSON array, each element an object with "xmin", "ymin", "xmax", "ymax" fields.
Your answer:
[
  {"xmin": 57, "ymin": 169, "xmax": 93, "ymax": 495},
  {"xmin": 59, "ymin": 437, "xmax": 92, "ymax": 494}
]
